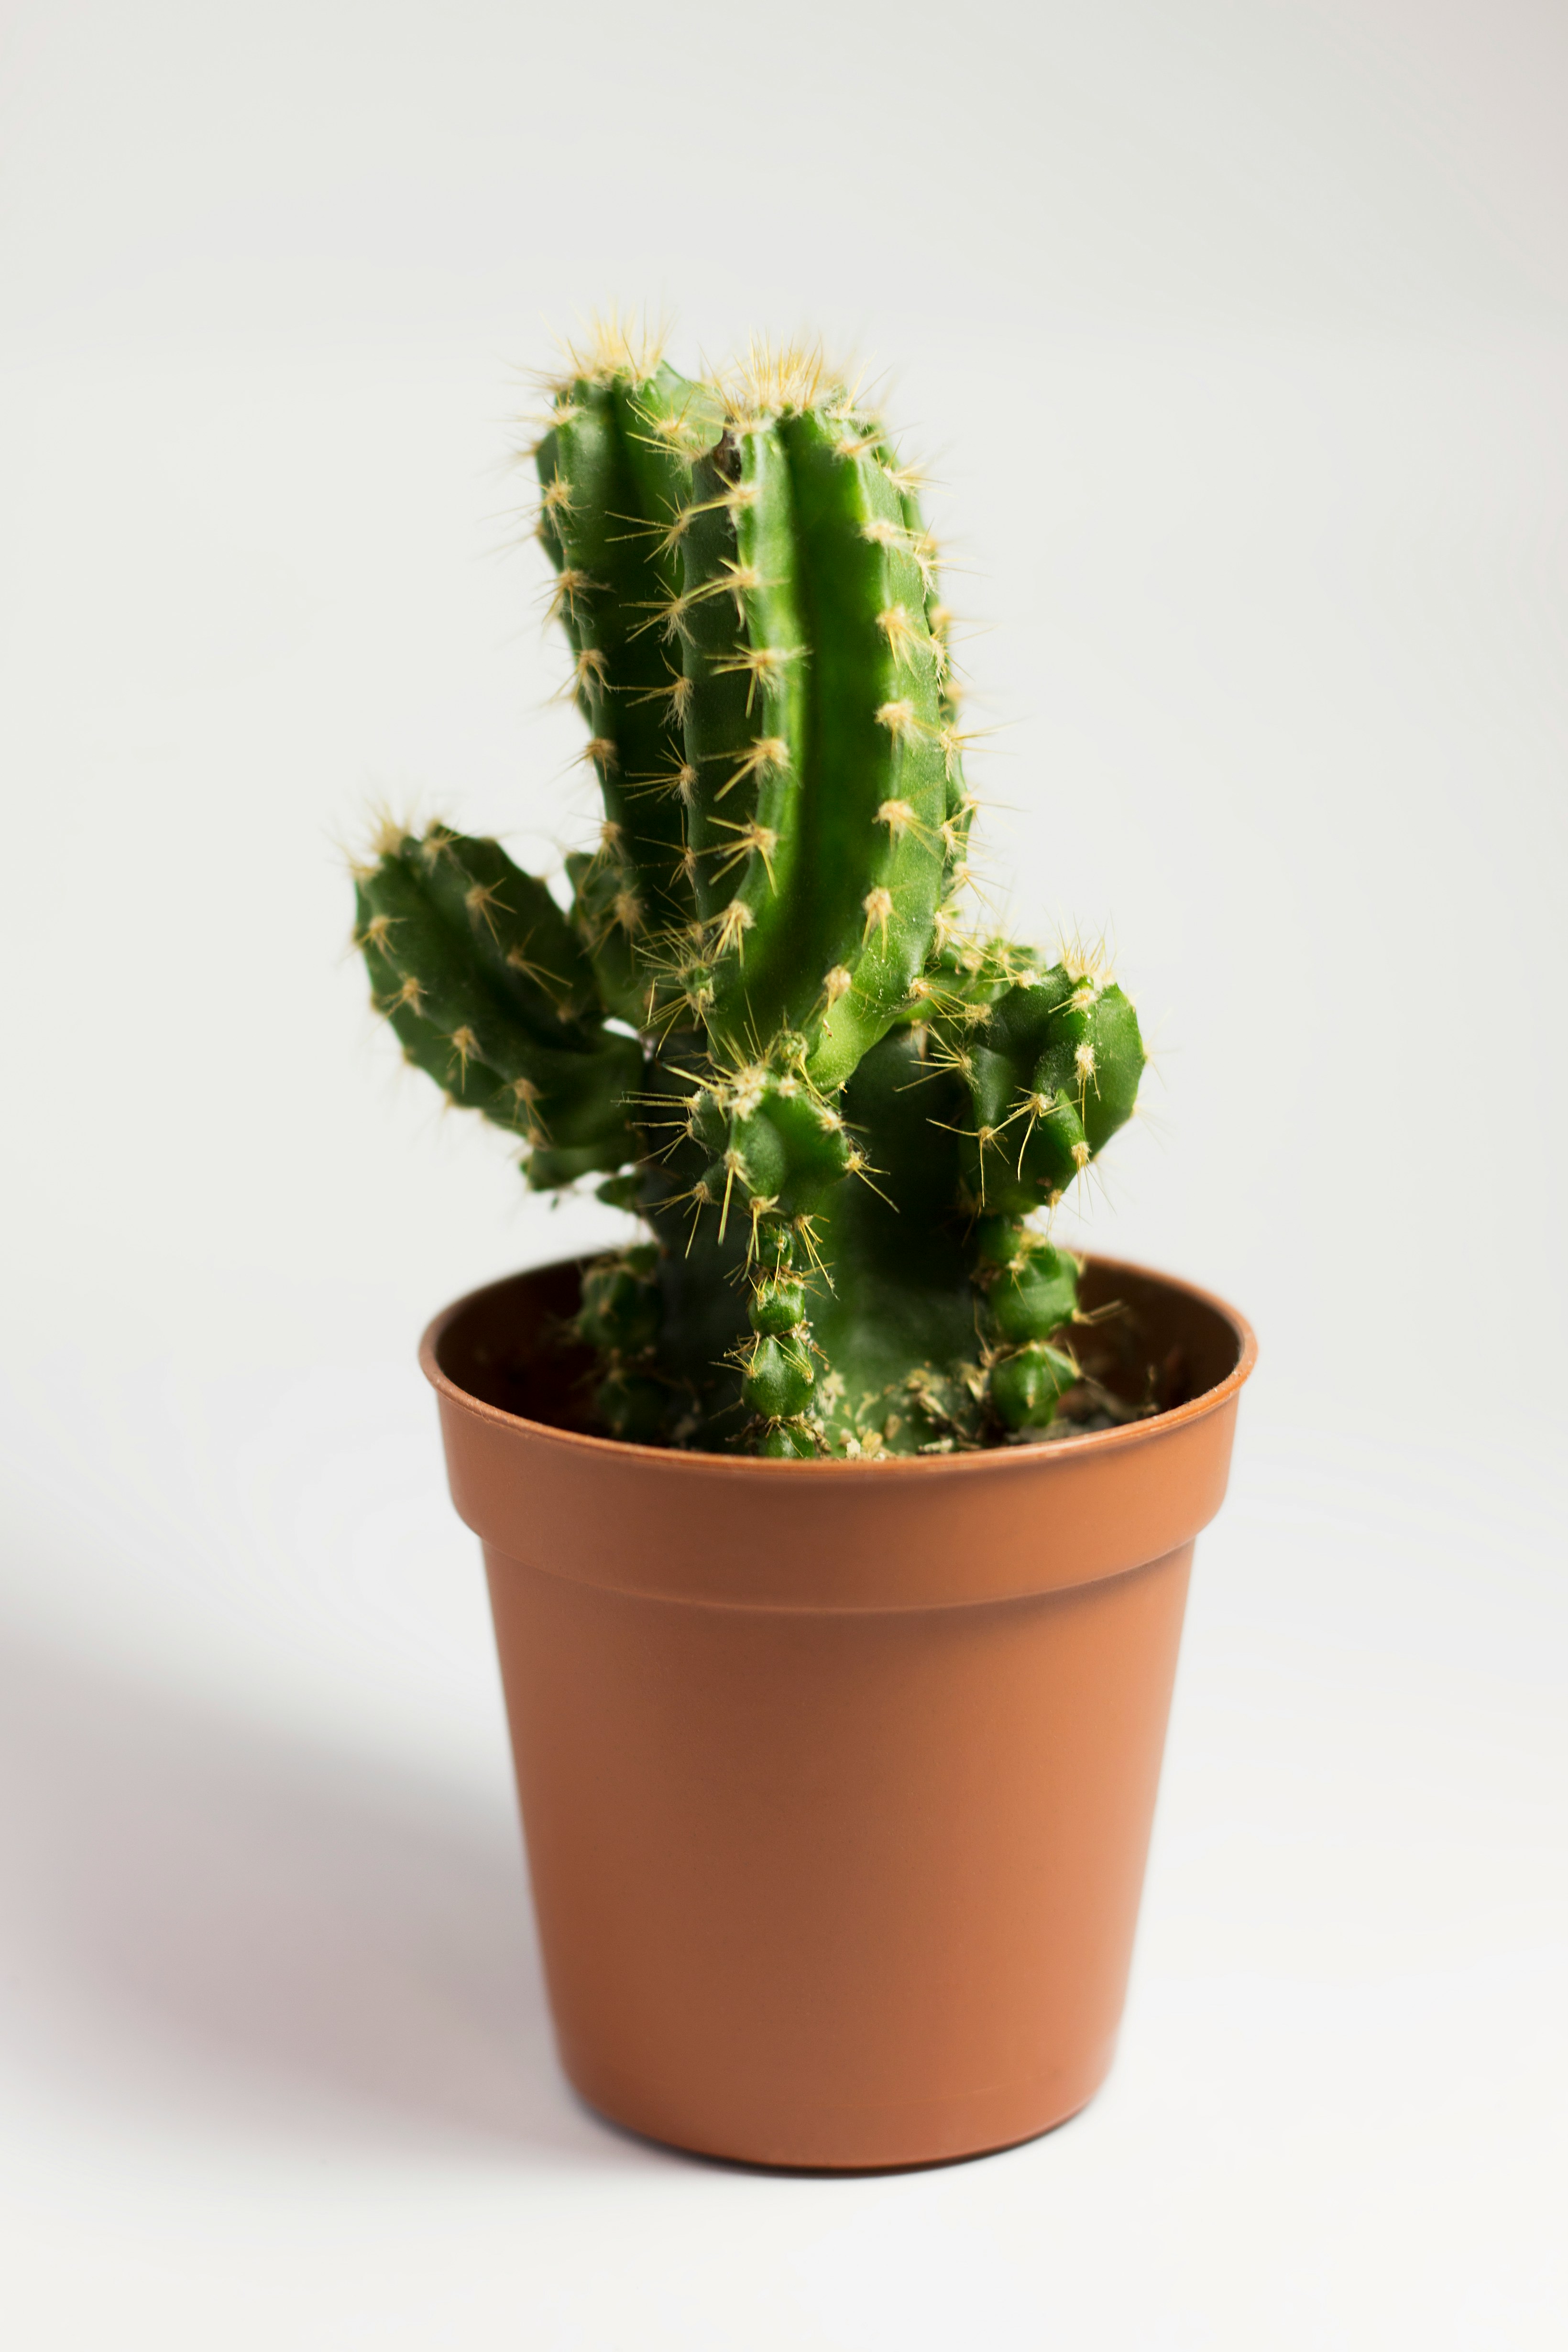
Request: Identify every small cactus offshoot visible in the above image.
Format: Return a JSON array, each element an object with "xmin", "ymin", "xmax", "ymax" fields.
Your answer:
[{"xmin": 354, "ymin": 325, "xmax": 1146, "ymax": 1455}]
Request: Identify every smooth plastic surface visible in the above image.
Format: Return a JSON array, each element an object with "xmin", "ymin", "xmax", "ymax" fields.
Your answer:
[{"xmin": 423, "ymin": 1254, "xmax": 1255, "ymax": 2169}]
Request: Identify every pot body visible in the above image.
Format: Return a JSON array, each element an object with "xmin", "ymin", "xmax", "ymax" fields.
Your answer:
[{"xmin": 424, "ymin": 1255, "xmax": 1254, "ymax": 2169}]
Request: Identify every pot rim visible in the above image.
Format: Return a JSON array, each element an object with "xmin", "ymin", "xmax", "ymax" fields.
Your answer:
[{"xmin": 420, "ymin": 1249, "xmax": 1257, "ymax": 1481}]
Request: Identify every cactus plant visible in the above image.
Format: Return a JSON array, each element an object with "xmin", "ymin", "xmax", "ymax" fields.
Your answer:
[{"xmin": 353, "ymin": 326, "xmax": 1146, "ymax": 1457}]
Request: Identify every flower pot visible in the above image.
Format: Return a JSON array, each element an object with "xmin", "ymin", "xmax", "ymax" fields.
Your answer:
[{"xmin": 421, "ymin": 1252, "xmax": 1255, "ymax": 2170}]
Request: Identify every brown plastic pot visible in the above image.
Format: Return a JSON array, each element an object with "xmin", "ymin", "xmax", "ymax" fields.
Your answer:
[{"xmin": 421, "ymin": 1252, "xmax": 1255, "ymax": 2171}]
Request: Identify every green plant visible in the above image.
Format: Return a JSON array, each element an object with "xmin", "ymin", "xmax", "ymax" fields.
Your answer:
[{"xmin": 354, "ymin": 327, "xmax": 1145, "ymax": 1456}]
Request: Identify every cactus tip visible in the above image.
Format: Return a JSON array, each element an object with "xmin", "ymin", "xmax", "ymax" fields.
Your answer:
[{"xmin": 545, "ymin": 306, "xmax": 671, "ymax": 393}]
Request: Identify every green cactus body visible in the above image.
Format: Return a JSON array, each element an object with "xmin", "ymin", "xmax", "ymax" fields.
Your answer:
[{"xmin": 354, "ymin": 327, "xmax": 1146, "ymax": 1454}]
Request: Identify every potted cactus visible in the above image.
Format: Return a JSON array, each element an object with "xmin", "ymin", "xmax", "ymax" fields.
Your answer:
[{"xmin": 354, "ymin": 327, "xmax": 1254, "ymax": 2170}]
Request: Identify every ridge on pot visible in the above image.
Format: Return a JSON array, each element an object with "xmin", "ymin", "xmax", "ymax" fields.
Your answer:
[{"xmin": 421, "ymin": 1253, "xmax": 1254, "ymax": 2169}]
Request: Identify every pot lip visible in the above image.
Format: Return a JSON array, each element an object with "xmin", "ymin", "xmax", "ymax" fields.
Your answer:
[{"xmin": 419, "ymin": 1249, "xmax": 1257, "ymax": 1478}]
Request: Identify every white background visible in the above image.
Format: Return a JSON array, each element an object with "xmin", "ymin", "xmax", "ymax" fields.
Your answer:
[{"xmin": 1, "ymin": 1, "xmax": 1564, "ymax": 2343}]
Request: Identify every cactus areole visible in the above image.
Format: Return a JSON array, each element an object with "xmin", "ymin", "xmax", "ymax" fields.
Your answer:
[{"xmin": 354, "ymin": 330, "xmax": 1147, "ymax": 1457}]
